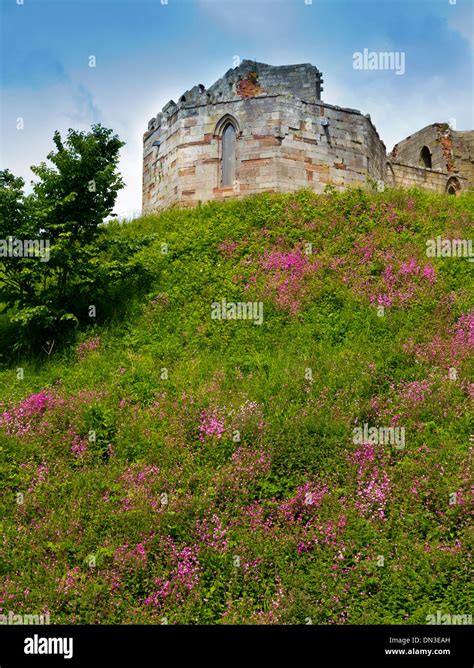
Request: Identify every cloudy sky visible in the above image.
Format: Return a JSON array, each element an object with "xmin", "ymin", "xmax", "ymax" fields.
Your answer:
[{"xmin": 1, "ymin": 0, "xmax": 472, "ymax": 217}]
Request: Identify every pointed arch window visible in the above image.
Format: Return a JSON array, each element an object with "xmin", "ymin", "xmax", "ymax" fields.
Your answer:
[{"xmin": 222, "ymin": 122, "xmax": 237, "ymax": 186}]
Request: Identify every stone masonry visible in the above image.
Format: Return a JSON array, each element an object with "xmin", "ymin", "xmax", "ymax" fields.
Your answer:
[
  {"xmin": 388, "ymin": 124, "xmax": 473, "ymax": 194},
  {"xmin": 143, "ymin": 60, "xmax": 473, "ymax": 211}
]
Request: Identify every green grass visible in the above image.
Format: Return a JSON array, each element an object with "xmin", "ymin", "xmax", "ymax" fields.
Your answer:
[{"xmin": 0, "ymin": 187, "xmax": 472, "ymax": 624}]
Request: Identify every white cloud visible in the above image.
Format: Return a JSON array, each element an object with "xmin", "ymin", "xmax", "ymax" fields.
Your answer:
[
  {"xmin": 196, "ymin": 0, "xmax": 292, "ymax": 38},
  {"xmin": 0, "ymin": 65, "xmax": 192, "ymax": 218},
  {"xmin": 447, "ymin": 2, "xmax": 474, "ymax": 45}
]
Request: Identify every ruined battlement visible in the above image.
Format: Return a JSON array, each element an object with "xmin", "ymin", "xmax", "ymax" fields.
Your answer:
[{"xmin": 145, "ymin": 61, "xmax": 324, "ymax": 135}]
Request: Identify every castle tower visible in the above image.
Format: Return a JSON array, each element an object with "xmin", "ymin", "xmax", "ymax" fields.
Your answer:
[{"xmin": 142, "ymin": 60, "xmax": 386, "ymax": 211}]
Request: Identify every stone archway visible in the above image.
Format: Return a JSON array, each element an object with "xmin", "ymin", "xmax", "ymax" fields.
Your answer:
[{"xmin": 445, "ymin": 175, "xmax": 461, "ymax": 196}]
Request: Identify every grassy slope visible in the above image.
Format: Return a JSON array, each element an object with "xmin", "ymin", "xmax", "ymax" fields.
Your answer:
[{"xmin": 0, "ymin": 187, "xmax": 472, "ymax": 624}]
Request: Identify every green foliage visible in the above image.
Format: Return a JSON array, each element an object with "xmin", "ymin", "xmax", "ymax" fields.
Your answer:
[
  {"xmin": 0, "ymin": 187, "xmax": 472, "ymax": 625},
  {"xmin": 0, "ymin": 126, "xmax": 129, "ymax": 353}
]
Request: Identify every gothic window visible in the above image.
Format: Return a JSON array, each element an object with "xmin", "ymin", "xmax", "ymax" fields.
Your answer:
[
  {"xmin": 446, "ymin": 176, "xmax": 461, "ymax": 195},
  {"xmin": 420, "ymin": 145, "xmax": 432, "ymax": 168},
  {"xmin": 222, "ymin": 122, "xmax": 237, "ymax": 186}
]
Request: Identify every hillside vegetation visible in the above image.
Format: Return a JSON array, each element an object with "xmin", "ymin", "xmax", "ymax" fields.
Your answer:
[{"xmin": 0, "ymin": 187, "xmax": 472, "ymax": 624}]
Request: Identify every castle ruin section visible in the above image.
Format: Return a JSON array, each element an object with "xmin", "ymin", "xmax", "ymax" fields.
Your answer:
[
  {"xmin": 143, "ymin": 61, "xmax": 473, "ymax": 212},
  {"xmin": 143, "ymin": 60, "xmax": 386, "ymax": 212},
  {"xmin": 388, "ymin": 123, "xmax": 473, "ymax": 195}
]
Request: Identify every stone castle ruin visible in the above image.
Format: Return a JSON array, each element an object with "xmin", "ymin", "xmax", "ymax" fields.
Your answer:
[{"xmin": 143, "ymin": 60, "xmax": 473, "ymax": 211}]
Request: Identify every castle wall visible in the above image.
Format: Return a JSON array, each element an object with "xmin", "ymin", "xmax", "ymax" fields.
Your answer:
[
  {"xmin": 143, "ymin": 95, "xmax": 387, "ymax": 212},
  {"xmin": 452, "ymin": 131, "xmax": 474, "ymax": 185},
  {"xmin": 366, "ymin": 116, "xmax": 387, "ymax": 181},
  {"xmin": 387, "ymin": 162, "xmax": 450, "ymax": 193},
  {"xmin": 143, "ymin": 95, "xmax": 283, "ymax": 211},
  {"xmin": 276, "ymin": 100, "xmax": 385, "ymax": 192}
]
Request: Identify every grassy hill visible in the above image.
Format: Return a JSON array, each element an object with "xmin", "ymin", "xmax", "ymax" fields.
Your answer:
[{"xmin": 0, "ymin": 187, "xmax": 472, "ymax": 624}]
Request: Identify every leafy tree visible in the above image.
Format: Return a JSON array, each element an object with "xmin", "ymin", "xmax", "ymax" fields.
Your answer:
[
  {"xmin": 0, "ymin": 170, "xmax": 37, "ymax": 306},
  {"xmin": 0, "ymin": 125, "xmax": 126, "ymax": 352},
  {"xmin": 30, "ymin": 124, "xmax": 125, "ymax": 303}
]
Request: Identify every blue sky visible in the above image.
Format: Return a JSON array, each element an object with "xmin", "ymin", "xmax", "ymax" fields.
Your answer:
[{"xmin": 1, "ymin": 0, "xmax": 472, "ymax": 216}]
